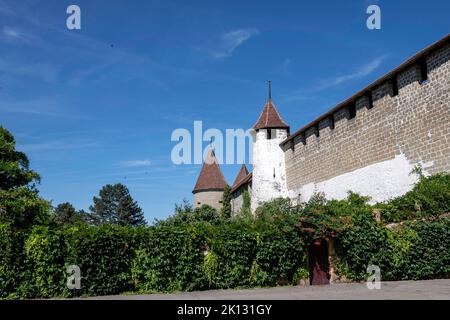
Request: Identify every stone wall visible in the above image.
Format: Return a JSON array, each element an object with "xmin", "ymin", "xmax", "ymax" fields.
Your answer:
[
  {"xmin": 193, "ymin": 190, "xmax": 224, "ymax": 211},
  {"xmin": 231, "ymin": 184, "xmax": 251, "ymax": 213},
  {"xmin": 283, "ymin": 43, "xmax": 450, "ymax": 203}
]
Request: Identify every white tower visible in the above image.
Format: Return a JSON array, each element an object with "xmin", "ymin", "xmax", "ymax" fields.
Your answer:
[{"xmin": 250, "ymin": 82, "xmax": 290, "ymax": 212}]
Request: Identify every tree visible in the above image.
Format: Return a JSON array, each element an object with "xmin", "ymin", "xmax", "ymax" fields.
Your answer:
[
  {"xmin": 221, "ymin": 185, "xmax": 232, "ymax": 218},
  {"xmin": 0, "ymin": 126, "xmax": 49, "ymax": 229},
  {"xmin": 88, "ymin": 183, "xmax": 146, "ymax": 226},
  {"xmin": 0, "ymin": 127, "xmax": 40, "ymax": 190},
  {"xmin": 52, "ymin": 202, "xmax": 87, "ymax": 227}
]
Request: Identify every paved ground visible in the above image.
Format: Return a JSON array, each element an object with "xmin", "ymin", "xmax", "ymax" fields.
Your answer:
[{"xmin": 87, "ymin": 279, "xmax": 450, "ymax": 300}]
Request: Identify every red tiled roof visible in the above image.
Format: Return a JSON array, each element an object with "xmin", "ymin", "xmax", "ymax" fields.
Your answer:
[
  {"xmin": 253, "ymin": 99, "xmax": 289, "ymax": 130},
  {"xmin": 230, "ymin": 172, "xmax": 252, "ymax": 193},
  {"xmin": 192, "ymin": 148, "xmax": 227, "ymax": 193},
  {"xmin": 231, "ymin": 164, "xmax": 249, "ymax": 189}
]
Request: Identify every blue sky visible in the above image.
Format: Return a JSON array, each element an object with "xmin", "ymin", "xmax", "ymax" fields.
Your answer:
[{"xmin": 1, "ymin": 0, "xmax": 448, "ymax": 222}]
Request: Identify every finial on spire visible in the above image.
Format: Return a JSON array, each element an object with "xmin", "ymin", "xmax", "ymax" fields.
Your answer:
[{"xmin": 268, "ymin": 80, "xmax": 272, "ymax": 100}]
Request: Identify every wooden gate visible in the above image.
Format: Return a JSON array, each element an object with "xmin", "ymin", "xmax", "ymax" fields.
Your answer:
[{"xmin": 309, "ymin": 239, "xmax": 330, "ymax": 285}]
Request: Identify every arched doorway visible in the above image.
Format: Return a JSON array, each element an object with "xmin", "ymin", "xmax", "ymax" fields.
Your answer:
[{"xmin": 309, "ymin": 239, "xmax": 330, "ymax": 285}]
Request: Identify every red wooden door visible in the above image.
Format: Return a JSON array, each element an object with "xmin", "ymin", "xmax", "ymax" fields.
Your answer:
[{"xmin": 309, "ymin": 239, "xmax": 330, "ymax": 285}]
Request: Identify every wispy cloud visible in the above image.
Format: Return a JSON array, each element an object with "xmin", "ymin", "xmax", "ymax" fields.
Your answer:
[
  {"xmin": 282, "ymin": 58, "xmax": 292, "ymax": 74},
  {"xmin": 0, "ymin": 57, "xmax": 60, "ymax": 83},
  {"xmin": 209, "ymin": 28, "xmax": 259, "ymax": 59},
  {"xmin": 285, "ymin": 56, "xmax": 386, "ymax": 102},
  {"xmin": 2, "ymin": 26, "xmax": 21, "ymax": 39},
  {"xmin": 0, "ymin": 96, "xmax": 90, "ymax": 119},
  {"xmin": 316, "ymin": 56, "xmax": 386, "ymax": 90},
  {"xmin": 119, "ymin": 160, "xmax": 152, "ymax": 168},
  {"xmin": 20, "ymin": 139, "xmax": 99, "ymax": 152}
]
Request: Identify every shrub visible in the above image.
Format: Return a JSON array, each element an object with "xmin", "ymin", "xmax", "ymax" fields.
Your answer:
[
  {"xmin": 379, "ymin": 173, "xmax": 450, "ymax": 223},
  {"xmin": 131, "ymin": 225, "xmax": 208, "ymax": 293},
  {"xmin": 64, "ymin": 224, "xmax": 136, "ymax": 297},
  {"xmin": 206, "ymin": 223, "xmax": 257, "ymax": 288},
  {"xmin": 23, "ymin": 226, "xmax": 67, "ymax": 298},
  {"xmin": 0, "ymin": 223, "xmax": 27, "ymax": 298},
  {"xmin": 252, "ymin": 231, "xmax": 305, "ymax": 286}
]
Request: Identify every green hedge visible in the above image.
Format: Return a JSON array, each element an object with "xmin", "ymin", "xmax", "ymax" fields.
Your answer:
[
  {"xmin": 131, "ymin": 225, "xmax": 208, "ymax": 293},
  {"xmin": 0, "ymin": 224, "xmax": 27, "ymax": 298},
  {"xmin": 0, "ymin": 173, "xmax": 449, "ymax": 298},
  {"xmin": 336, "ymin": 216, "xmax": 450, "ymax": 281}
]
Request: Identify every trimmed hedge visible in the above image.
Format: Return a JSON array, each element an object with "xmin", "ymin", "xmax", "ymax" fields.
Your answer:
[{"xmin": 0, "ymin": 174, "xmax": 449, "ymax": 299}]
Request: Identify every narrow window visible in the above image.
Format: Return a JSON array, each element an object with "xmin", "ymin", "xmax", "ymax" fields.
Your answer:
[
  {"xmin": 419, "ymin": 58, "xmax": 428, "ymax": 83},
  {"xmin": 367, "ymin": 92, "xmax": 374, "ymax": 109},
  {"xmin": 290, "ymin": 140, "xmax": 295, "ymax": 152},
  {"xmin": 348, "ymin": 103, "xmax": 356, "ymax": 119},
  {"xmin": 328, "ymin": 115, "xmax": 335, "ymax": 130},
  {"xmin": 315, "ymin": 124, "xmax": 320, "ymax": 137},
  {"xmin": 391, "ymin": 77, "xmax": 398, "ymax": 96},
  {"xmin": 300, "ymin": 132, "xmax": 306, "ymax": 145},
  {"xmin": 267, "ymin": 129, "xmax": 272, "ymax": 139}
]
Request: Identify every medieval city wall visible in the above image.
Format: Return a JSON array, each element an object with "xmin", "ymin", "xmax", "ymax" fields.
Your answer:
[{"xmin": 283, "ymin": 43, "xmax": 450, "ymax": 203}]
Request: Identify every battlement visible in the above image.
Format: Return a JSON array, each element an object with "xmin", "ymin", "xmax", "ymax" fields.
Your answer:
[{"xmin": 281, "ymin": 35, "xmax": 450, "ymax": 203}]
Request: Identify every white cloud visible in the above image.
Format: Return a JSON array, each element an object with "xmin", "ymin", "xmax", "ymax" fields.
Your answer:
[
  {"xmin": 0, "ymin": 96, "xmax": 90, "ymax": 119},
  {"xmin": 2, "ymin": 26, "xmax": 21, "ymax": 39},
  {"xmin": 317, "ymin": 56, "xmax": 386, "ymax": 89},
  {"xmin": 210, "ymin": 28, "xmax": 259, "ymax": 59},
  {"xmin": 119, "ymin": 160, "xmax": 152, "ymax": 167},
  {"xmin": 282, "ymin": 58, "xmax": 292, "ymax": 73},
  {"xmin": 20, "ymin": 139, "xmax": 99, "ymax": 152},
  {"xmin": 285, "ymin": 56, "xmax": 386, "ymax": 102}
]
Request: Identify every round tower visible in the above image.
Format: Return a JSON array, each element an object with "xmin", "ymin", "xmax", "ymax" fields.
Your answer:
[
  {"xmin": 250, "ymin": 82, "xmax": 290, "ymax": 212},
  {"xmin": 192, "ymin": 148, "xmax": 227, "ymax": 211}
]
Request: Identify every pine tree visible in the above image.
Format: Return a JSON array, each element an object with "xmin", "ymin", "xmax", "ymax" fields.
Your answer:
[
  {"xmin": 220, "ymin": 185, "xmax": 232, "ymax": 218},
  {"xmin": 52, "ymin": 202, "xmax": 86, "ymax": 226},
  {"xmin": 88, "ymin": 183, "xmax": 146, "ymax": 226}
]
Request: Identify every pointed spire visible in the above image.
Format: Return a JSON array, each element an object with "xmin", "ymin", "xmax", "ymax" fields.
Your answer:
[
  {"xmin": 193, "ymin": 148, "xmax": 227, "ymax": 193},
  {"xmin": 231, "ymin": 164, "xmax": 249, "ymax": 189},
  {"xmin": 252, "ymin": 82, "xmax": 289, "ymax": 130}
]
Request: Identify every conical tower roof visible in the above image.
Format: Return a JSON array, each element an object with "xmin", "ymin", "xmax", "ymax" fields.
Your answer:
[
  {"xmin": 192, "ymin": 148, "xmax": 227, "ymax": 193},
  {"xmin": 231, "ymin": 164, "xmax": 249, "ymax": 189},
  {"xmin": 252, "ymin": 81, "xmax": 289, "ymax": 130}
]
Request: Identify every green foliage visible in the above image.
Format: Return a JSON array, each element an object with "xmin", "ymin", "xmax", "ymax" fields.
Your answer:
[
  {"xmin": 0, "ymin": 126, "xmax": 40, "ymax": 190},
  {"xmin": 51, "ymin": 202, "xmax": 87, "ymax": 227},
  {"xmin": 221, "ymin": 185, "xmax": 232, "ymax": 218},
  {"xmin": 0, "ymin": 187, "xmax": 50, "ymax": 230},
  {"xmin": 23, "ymin": 226, "xmax": 67, "ymax": 298},
  {"xmin": 88, "ymin": 183, "xmax": 146, "ymax": 227},
  {"xmin": 243, "ymin": 191, "xmax": 251, "ymax": 210},
  {"xmin": 206, "ymin": 223, "xmax": 257, "ymax": 288},
  {"xmin": 131, "ymin": 225, "xmax": 208, "ymax": 293},
  {"xmin": 0, "ymin": 143, "xmax": 448, "ymax": 300},
  {"xmin": 64, "ymin": 224, "xmax": 137, "ymax": 296},
  {"xmin": 386, "ymin": 218, "xmax": 450, "ymax": 280},
  {"xmin": 378, "ymin": 173, "xmax": 450, "ymax": 223},
  {"xmin": 335, "ymin": 212, "xmax": 391, "ymax": 280},
  {"xmin": 0, "ymin": 223, "xmax": 27, "ymax": 298},
  {"xmin": 252, "ymin": 231, "xmax": 305, "ymax": 286},
  {"xmin": 157, "ymin": 204, "xmax": 224, "ymax": 227},
  {"xmin": 0, "ymin": 127, "xmax": 50, "ymax": 230}
]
